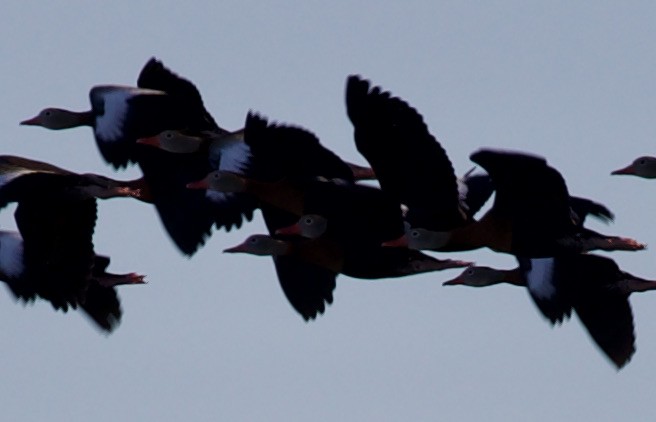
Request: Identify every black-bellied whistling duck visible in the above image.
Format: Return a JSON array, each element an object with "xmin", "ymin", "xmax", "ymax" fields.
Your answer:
[
  {"xmin": 0, "ymin": 156, "xmax": 146, "ymax": 332},
  {"xmin": 612, "ymin": 156, "xmax": 656, "ymax": 178},
  {"xmin": 443, "ymin": 254, "xmax": 654, "ymax": 369},
  {"xmin": 225, "ymin": 234, "xmax": 468, "ymax": 280},
  {"xmin": 467, "ymin": 149, "xmax": 644, "ymax": 256},
  {"xmin": 21, "ymin": 58, "xmax": 256, "ymax": 256}
]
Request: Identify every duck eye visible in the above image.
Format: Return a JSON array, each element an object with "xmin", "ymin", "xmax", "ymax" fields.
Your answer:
[
  {"xmin": 466, "ymin": 269, "xmax": 474, "ymax": 276},
  {"xmin": 640, "ymin": 160, "xmax": 646, "ymax": 165},
  {"xmin": 249, "ymin": 237, "xmax": 257, "ymax": 243},
  {"xmin": 44, "ymin": 111, "xmax": 51, "ymax": 116},
  {"xmin": 165, "ymin": 132, "xmax": 173, "ymax": 139},
  {"xmin": 304, "ymin": 217, "xmax": 313, "ymax": 225},
  {"xmin": 213, "ymin": 173, "xmax": 220, "ymax": 179},
  {"xmin": 410, "ymin": 230, "xmax": 419, "ymax": 238}
]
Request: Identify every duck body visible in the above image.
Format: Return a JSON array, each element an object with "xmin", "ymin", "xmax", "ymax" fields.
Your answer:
[{"xmin": 470, "ymin": 149, "xmax": 644, "ymax": 257}]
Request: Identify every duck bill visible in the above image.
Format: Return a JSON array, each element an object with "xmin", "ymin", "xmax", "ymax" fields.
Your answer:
[
  {"xmin": 442, "ymin": 276, "xmax": 465, "ymax": 286},
  {"xmin": 186, "ymin": 179, "xmax": 209, "ymax": 189},
  {"xmin": 611, "ymin": 165, "xmax": 635, "ymax": 176},
  {"xmin": 434, "ymin": 259, "xmax": 473, "ymax": 270},
  {"xmin": 382, "ymin": 234, "xmax": 409, "ymax": 248},
  {"xmin": 223, "ymin": 243, "xmax": 248, "ymax": 253},
  {"xmin": 346, "ymin": 162, "xmax": 377, "ymax": 180},
  {"xmin": 275, "ymin": 223, "xmax": 302, "ymax": 236},
  {"xmin": 96, "ymin": 272, "xmax": 147, "ymax": 287},
  {"xmin": 136, "ymin": 136, "xmax": 161, "ymax": 148},
  {"xmin": 20, "ymin": 115, "xmax": 41, "ymax": 126}
]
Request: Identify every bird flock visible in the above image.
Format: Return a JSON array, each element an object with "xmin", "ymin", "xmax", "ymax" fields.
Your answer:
[{"xmin": 6, "ymin": 57, "xmax": 654, "ymax": 369}]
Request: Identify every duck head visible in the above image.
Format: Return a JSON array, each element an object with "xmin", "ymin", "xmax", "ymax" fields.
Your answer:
[
  {"xmin": 612, "ymin": 156, "xmax": 656, "ymax": 179},
  {"xmin": 137, "ymin": 130, "xmax": 203, "ymax": 154},
  {"xmin": 186, "ymin": 171, "xmax": 247, "ymax": 193},
  {"xmin": 223, "ymin": 234, "xmax": 291, "ymax": 256},
  {"xmin": 443, "ymin": 265, "xmax": 518, "ymax": 287},
  {"xmin": 21, "ymin": 108, "xmax": 91, "ymax": 130},
  {"xmin": 276, "ymin": 214, "xmax": 328, "ymax": 239}
]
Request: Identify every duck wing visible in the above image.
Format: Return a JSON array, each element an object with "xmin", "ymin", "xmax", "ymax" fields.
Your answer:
[{"xmin": 346, "ymin": 75, "xmax": 463, "ymax": 230}]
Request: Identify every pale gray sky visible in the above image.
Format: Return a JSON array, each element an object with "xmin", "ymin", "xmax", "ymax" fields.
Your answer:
[{"xmin": 2, "ymin": 1, "xmax": 656, "ymax": 421}]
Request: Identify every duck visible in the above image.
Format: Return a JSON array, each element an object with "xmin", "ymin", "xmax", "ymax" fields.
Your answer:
[
  {"xmin": 224, "ymin": 234, "xmax": 468, "ymax": 281},
  {"xmin": 611, "ymin": 156, "xmax": 656, "ymax": 178},
  {"xmin": 21, "ymin": 58, "xmax": 257, "ymax": 256},
  {"xmin": 443, "ymin": 253, "xmax": 653, "ymax": 369},
  {"xmin": 0, "ymin": 156, "xmax": 146, "ymax": 332},
  {"xmin": 466, "ymin": 149, "xmax": 644, "ymax": 256}
]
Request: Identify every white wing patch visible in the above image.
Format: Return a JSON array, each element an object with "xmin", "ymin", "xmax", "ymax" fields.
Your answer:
[
  {"xmin": 209, "ymin": 137, "xmax": 251, "ymax": 175},
  {"xmin": 92, "ymin": 86, "xmax": 165, "ymax": 143},
  {"xmin": 0, "ymin": 231, "xmax": 24, "ymax": 279},
  {"xmin": 525, "ymin": 257, "xmax": 556, "ymax": 299},
  {"xmin": 0, "ymin": 168, "xmax": 40, "ymax": 191},
  {"xmin": 206, "ymin": 190, "xmax": 230, "ymax": 204}
]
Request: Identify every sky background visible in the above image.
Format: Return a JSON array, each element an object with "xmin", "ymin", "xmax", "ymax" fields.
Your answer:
[{"xmin": 2, "ymin": 1, "xmax": 656, "ymax": 421}]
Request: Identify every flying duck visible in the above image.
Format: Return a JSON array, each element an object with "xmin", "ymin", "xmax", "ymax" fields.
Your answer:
[
  {"xmin": 0, "ymin": 156, "xmax": 146, "ymax": 332},
  {"xmin": 224, "ymin": 234, "xmax": 468, "ymax": 281},
  {"xmin": 443, "ymin": 254, "xmax": 654, "ymax": 369}
]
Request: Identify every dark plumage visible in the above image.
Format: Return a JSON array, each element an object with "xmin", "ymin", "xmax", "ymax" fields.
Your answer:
[{"xmin": 0, "ymin": 156, "xmax": 145, "ymax": 332}]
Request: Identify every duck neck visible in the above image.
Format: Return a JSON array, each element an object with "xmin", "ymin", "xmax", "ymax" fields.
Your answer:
[
  {"xmin": 62, "ymin": 110, "xmax": 95, "ymax": 129},
  {"xmin": 619, "ymin": 277, "xmax": 656, "ymax": 294},
  {"xmin": 500, "ymin": 268, "xmax": 525, "ymax": 286}
]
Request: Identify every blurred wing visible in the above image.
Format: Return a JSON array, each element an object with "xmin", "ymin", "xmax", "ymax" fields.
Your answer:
[
  {"xmin": 136, "ymin": 57, "xmax": 221, "ymax": 132},
  {"xmin": 244, "ymin": 112, "xmax": 354, "ymax": 183},
  {"xmin": 15, "ymin": 195, "xmax": 97, "ymax": 311},
  {"xmin": 80, "ymin": 282, "xmax": 122, "ymax": 333},
  {"xmin": 346, "ymin": 75, "xmax": 463, "ymax": 230},
  {"xmin": 569, "ymin": 196, "xmax": 614, "ymax": 227},
  {"xmin": 262, "ymin": 205, "xmax": 337, "ymax": 320},
  {"xmin": 574, "ymin": 293, "xmax": 635, "ymax": 369}
]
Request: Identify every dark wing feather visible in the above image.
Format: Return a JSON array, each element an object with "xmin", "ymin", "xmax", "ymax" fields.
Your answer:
[
  {"xmin": 262, "ymin": 205, "xmax": 337, "ymax": 321},
  {"xmin": 244, "ymin": 112, "xmax": 354, "ymax": 183},
  {"xmin": 574, "ymin": 290, "xmax": 635, "ymax": 369},
  {"xmin": 346, "ymin": 75, "xmax": 463, "ymax": 230},
  {"xmin": 137, "ymin": 57, "xmax": 220, "ymax": 132},
  {"xmin": 569, "ymin": 196, "xmax": 614, "ymax": 226},
  {"xmin": 470, "ymin": 150, "xmax": 574, "ymax": 256},
  {"xmin": 563, "ymin": 254, "xmax": 635, "ymax": 369},
  {"xmin": 15, "ymin": 194, "xmax": 97, "ymax": 311},
  {"xmin": 461, "ymin": 173, "xmax": 495, "ymax": 219},
  {"xmin": 80, "ymin": 282, "xmax": 122, "ymax": 333}
]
